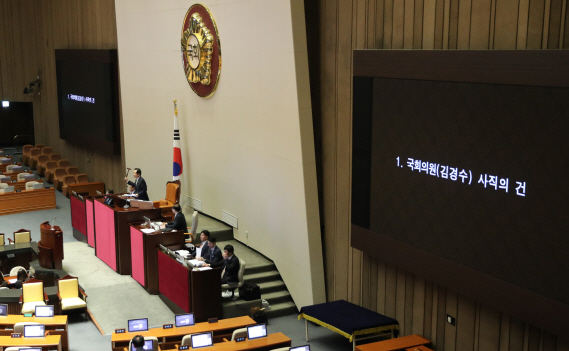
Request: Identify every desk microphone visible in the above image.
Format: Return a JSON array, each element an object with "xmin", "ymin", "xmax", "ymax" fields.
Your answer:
[{"xmin": 51, "ymin": 216, "xmax": 56, "ymax": 229}]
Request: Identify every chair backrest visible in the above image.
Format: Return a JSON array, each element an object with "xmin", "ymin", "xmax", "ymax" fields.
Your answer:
[
  {"xmin": 29, "ymin": 148, "xmax": 41, "ymax": 158},
  {"xmin": 75, "ymin": 174, "xmax": 89, "ymax": 184},
  {"xmin": 63, "ymin": 175, "xmax": 77, "ymax": 185},
  {"xmin": 37, "ymin": 154, "xmax": 49, "ymax": 164},
  {"xmin": 14, "ymin": 230, "xmax": 31, "ymax": 244},
  {"xmin": 22, "ymin": 280, "xmax": 44, "ymax": 303},
  {"xmin": 0, "ymin": 186, "xmax": 14, "ymax": 193},
  {"xmin": 17, "ymin": 172, "xmax": 30, "ymax": 180},
  {"xmin": 22, "ymin": 145, "xmax": 33, "ymax": 154},
  {"xmin": 14, "ymin": 321, "xmax": 39, "ymax": 334},
  {"xmin": 46, "ymin": 161, "xmax": 57, "ymax": 171},
  {"xmin": 67, "ymin": 166, "xmax": 79, "ymax": 176},
  {"xmin": 10, "ymin": 266, "xmax": 26, "ymax": 276},
  {"xmin": 50, "ymin": 153, "xmax": 61, "ymax": 161},
  {"xmin": 231, "ymin": 327, "xmax": 248, "ymax": 341},
  {"xmin": 0, "ymin": 183, "xmax": 8, "ymax": 189},
  {"xmin": 6, "ymin": 164, "xmax": 15, "ymax": 171},
  {"xmin": 41, "ymin": 147, "xmax": 53, "ymax": 155},
  {"xmin": 181, "ymin": 334, "xmax": 192, "ymax": 346},
  {"xmin": 0, "ymin": 233, "xmax": 4, "ymax": 246},
  {"xmin": 190, "ymin": 211, "xmax": 199, "ymax": 237},
  {"xmin": 26, "ymin": 181, "xmax": 39, "ymax": 190},
  {"xmin": 54, "ymin": 168, "xmax": 67, "ymax": 178},
  {"xmin": 58, "ymin": 276, "xmax": 79, "ymax": 300},
  {"xmin": 237, "ymin": 259, "xmax": 246, "ymax": 285},
  {"xmin": 165, "ymin": 180, "xmax": 181, "ymax": 204},
  {"xmin": 58, "ymin": 159, "xmax": 70, "ymax": 168},
  {"xmin": 35, "ymin": 144, "xmax": 45, "ymax": 149}
]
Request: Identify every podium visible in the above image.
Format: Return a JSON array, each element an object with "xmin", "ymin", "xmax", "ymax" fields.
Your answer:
[{"xmin": 39, "ymin": 221, "xmax": 64, "ymax": 270}]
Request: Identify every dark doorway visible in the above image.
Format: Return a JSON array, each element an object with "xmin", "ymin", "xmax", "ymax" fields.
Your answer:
[{"xmin": 0, "ymin": 101, "xmax": 35, "ymax": 148}]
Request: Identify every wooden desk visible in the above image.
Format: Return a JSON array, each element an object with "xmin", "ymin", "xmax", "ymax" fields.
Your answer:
[
  {"xmin": 0, "ymin": 170, "xmax": 33, "ymax": 181},
  {"xmin": 0, "ymin": 335, "xmax": 61, "ymax": 351},
  {"xmin": 0, "ymin": 162, "xmax": 21, "ymax": 173},
  {"xmin": 0, "ymin": 188, "xmax": 56, "ymax": 216},
  {"xmin": 0, "ymin": 314, "xmax": 68, "ymax": 351},
  {"xmin": 67, "ymin": 182, "xmax": 105, "ymax": 197},
  {"xmin": 111, "ymin": 316, "xmax": 256, "ymax": 350},
  {"xmin": 405, "ymin": 346, "xmax": 434, "ymax": 351},
  {"xmin": 0, "ymin": 242, "xmax": 38, "ymax": 276},
  {"xmin": 174, "ymin": 332, "xmax": 291, "ymax": 351},
  {"xmin": 93, "ymin": 198, "xmax": 161, "ymax": 274},
  {"xmin": 355, "ymin": 334, "xmax": 431, "ymax": 351},
  {"xmin": 130, "ymin": 224, "xmax": 184, "ymax": 294}
]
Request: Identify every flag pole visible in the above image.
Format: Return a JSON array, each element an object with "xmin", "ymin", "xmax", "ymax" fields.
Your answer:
[{"xmin": 173, "ymin": 99, "xmax": 183, "ymax": 181}]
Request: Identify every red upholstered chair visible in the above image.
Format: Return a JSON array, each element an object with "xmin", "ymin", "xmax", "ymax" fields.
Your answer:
[
  {"xmin": 61, "ymin": 175, "xmax": 77, "ymax": 197},
  {"xmin": 26, "ymin": 148, "xmax": 41, "ymax": 167},
  {"xmin": 21, "ymin": 145, "xmax": 33, "ymax": 164},
  {"xmin": 44, "ymin": 161, "xmax": 58, "ymax": 182}
]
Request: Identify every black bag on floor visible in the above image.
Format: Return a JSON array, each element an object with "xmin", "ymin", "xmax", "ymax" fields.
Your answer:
[{"xmin": 239, "ymin": 283, "xmax": 261, "ymax": 301}]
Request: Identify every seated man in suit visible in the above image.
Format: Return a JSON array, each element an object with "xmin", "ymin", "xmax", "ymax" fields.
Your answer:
[
  {"xmin": 124, "ymin": 167, "xmax": 149, "ymax": 201},
  {"xmin": 198, "ymin": 237, "xmax": 223, "ymax": 265},
  {"xmin": 205, "ymin": 244, "xmax": 240, "ymax": 290},
  {"xmin": 103, "ymin": 189, "xmax": 114, "ymax": 206},
  {"xmin": 190, "ymin": 230, "xmax": 211, "ymax": 259},
  {"xmin": 165, "ymin": 204, "xmax": 187, "ymax": 231}
]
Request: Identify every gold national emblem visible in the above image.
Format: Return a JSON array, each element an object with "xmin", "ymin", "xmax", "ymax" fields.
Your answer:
[{"xmin": 181, "ymin": 4, "xmax": 221, "ymax": 98}]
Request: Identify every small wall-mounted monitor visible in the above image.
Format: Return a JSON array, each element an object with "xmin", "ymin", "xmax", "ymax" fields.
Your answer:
[
  {"xmin": 128, "ymin": 318, "xmax": 148, "ymax": 333},
  {"xmin": 175, "ymin": 313, "xmax": 195, "ymax": 327},
  {"xmin": 191, "ymin": 332, "xmax": 213, "ymax": 348},
  {"xmin": 0, "ymin": 304, "xmax": 7, "ymax": 316},
  {"xmin": 35, "ymin": 305, "xmax": 54, "ymax": 317},
  {"xmin": 131, "ymin": 339, "xmax": 154, "ymax": 351},
  {"xmin": 23, "ymin": 324, "xmax": 45, "ymax": 338},
  {"xmin": 247, "ymin": 324, "xmax": 267, "ymax": 340}
]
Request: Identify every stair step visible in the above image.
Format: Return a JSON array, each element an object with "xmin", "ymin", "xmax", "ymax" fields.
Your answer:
[
  {"xmin": 244, "ymin": 263, "xmax": 275, "ymax": 275},
  {"xmin": 243, "ymin": 270, "xmax": 281, "ymax": 284},
  {"xmin": 262, "ymin": 291, "xmax": 293, "ymax": 305},
  {"xmin": 257, "ymin": 280, "xmax": 286, "ymax": 294},
  {"xmin": 265, "ymin": 301, "xmax": 298, "ymax": 319}
]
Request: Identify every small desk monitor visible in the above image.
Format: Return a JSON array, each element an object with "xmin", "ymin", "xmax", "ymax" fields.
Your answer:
[
  {"xmin": 290, "ymin": 346, "xmax": 311, "ymax": 351},
  {"xmin": 35, "ymin": 305, "xmax": 54, "ymax": 317},
  {"xmin": 191, "ymin": 332, "xmax": 213, "ymax": 348},
  {"xmin": 131, "ymin": 339, "xmax": 154, "ymax": 351},
  {"xmin": 175, "ymin": 313, "xmax": 195, "ymax": 327},
  {"xmin": 0, "ymin": 304, "xmax": 7, "ymax": 316},
  {"xmin": 23, "ymin": 324, "xmax": 45, "ymax": 338},
  {"xmin": 128, "ymin": 318, "xmax": 148, "ymax": 332},
  {"xmin": 247, "ymin": 324, "xmax": 267, "ymax": 340}
]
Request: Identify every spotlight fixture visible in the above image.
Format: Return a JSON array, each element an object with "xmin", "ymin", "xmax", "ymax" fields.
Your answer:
[{"xmin": 23, "ymin": 76, "xmax": 41, "ymax": 96}]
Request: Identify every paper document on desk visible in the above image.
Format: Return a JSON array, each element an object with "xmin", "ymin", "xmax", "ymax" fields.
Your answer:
[
  {"xmin": 195, "ymin": 247, "xmax": 202, "ymax": 259},
  {"xmin": 195, "ymin": 267, "xmax": 212, "ymax": 271},
  {"xmin": 189, "ymin": 259, "xmax": 205, "ymax": 267},
  {"xmin": 175, "ymin": 250, "xmax": 190, "ymax": 257},
  {"xmin": 124, "ymin": 194, "xmax": 136, "ymax": 197},
  {"xmin": 141, "ymin": 228, "xmax": 155, "ymax": 234},
  {"xmin": 8, "ymin": 279, "xmax": 16, "ymax": 283}
]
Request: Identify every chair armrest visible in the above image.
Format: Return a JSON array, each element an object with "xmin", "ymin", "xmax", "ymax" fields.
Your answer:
[
  {"xmin": 223, "ymin": 338, "xmax": 229, "ymax": 342},
  {"xmin": 44, "ymin": 292, "xmax": 48, "ymax": 302},
  {"xmin": 80, "ymin": 287, "xmax": 88, "ymax": 298},
  {"xmin": 19, "ymin": 295, "xmax": 22, "ymax": 304},
  {"xmin": 57, "ymin": 292, "xmax": 62, "ymax": 301},
  {"xmin": 8, "ymin": 238, "xmax": 14, "ymax": 244}
]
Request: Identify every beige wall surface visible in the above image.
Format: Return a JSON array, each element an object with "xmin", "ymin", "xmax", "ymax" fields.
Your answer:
[{"xmin": 115, "ymin": 0, "xmax": 325, "ymax": 308}]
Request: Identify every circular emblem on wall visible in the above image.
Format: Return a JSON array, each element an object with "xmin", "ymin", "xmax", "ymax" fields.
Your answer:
[{"xmin": 181, "ymin": 4, "xmax": 221, "ymax": 98}]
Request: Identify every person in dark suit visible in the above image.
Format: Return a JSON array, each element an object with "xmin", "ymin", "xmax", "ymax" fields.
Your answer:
[
  {"xmin": 206, "ymin": 244, "xmax": 240, "ymax": 284},
  {"xmin": 198, "ymin": 237, "xmax": 223, "ymax": 265},
  {"xmin": 124, "ymin": 168, "xmax": 149, "ymax": 201},
  {"xmin": 166, "ymin": 204, "xmax": 187, "ymax": 231},
  {"xmin": 103, "ymin": 189, "xmax": 114, "ymax": 206},
  {"xmin": 191, "ymin": 230, "xmax": 211, "ymax": 259},
  {"xmin": 131, "ymin": 335, "xmax": 145, "ymax": 351}
]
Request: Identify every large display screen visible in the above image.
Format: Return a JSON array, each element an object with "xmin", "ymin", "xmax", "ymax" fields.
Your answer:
[
  {"xmin": 55, "ymin": 50, "xmax": 119, "ymax": 154},
  {"xmin": 352, "ymin": 77, "xmax": 569, "ymax": 306}
]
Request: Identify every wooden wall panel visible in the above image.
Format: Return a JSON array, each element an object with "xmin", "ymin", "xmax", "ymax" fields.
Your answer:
[
  {"xmin": 0, "ymin": 0, "xmax": 123, "ymax": 194},
  {"xmin": 314, "ymin": 0, "xmax": 569, "ymax": 350}
]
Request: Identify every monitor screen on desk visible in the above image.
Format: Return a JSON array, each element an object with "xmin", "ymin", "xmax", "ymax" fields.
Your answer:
[
  {"xmin": 191, "ymin": 332, "xmax": 213, "ymax": 348},
  {"xmin": 0, "ymin": 304, "xmax": 7, "ymax": 316},
  {"xmin": 290, "ymin": 346, "xmax": 311, "ymax": 351},
  {"xmin": 175, "ymin": 313, "xmax": 195, "ymax": 327},
  {"xmin": 247, "ymin": 324, "xmax": 267, "ymax": 340},
  {"xmin": 35, "ymin": 305, "xmax": 54, "ymax": 317},
  {"xmin": 23, "ymin": 324, "xmax": 45, "ymax": 337},
  {"xmin": 128, "ymin": 318, "xmax": 148, "ymax": 332},
  {"xmin": 131, "ymin": 339, "xmax": 154, "ymax": 351}
]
